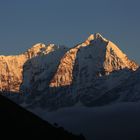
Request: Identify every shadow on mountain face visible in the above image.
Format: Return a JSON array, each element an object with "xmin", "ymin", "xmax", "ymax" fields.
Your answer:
[
  {"xmin": 0, "ymin": 93, "xmax": 85, "ymax": 140},
  {"xmin": 14, "ymin": 44, "xmax": 135, "ymax": 111},
  {"xmin": 20, "ymin": 47, "xmax": 67, "ymax": 94},
  {"xmin": 3, "ymin": 42, "xmax": 135, "ymax": 111},
  {"xmin": 43, "ymin": 45, "xmax": 134, "ymax": 110}
]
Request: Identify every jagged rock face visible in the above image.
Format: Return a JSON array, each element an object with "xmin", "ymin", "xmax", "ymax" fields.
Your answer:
[
  {"xmin": 49, "ymin": 33, "xmax": 106, "ymax": 87},
  {"xmin": 104, "ymin": 41, "xmax": 138, "ymax": 73},
  {"xmin": 49, "ymin": 34, "xmax": 100, "ymax": 87},
  {"xmin": 49, "ymin": 33, "xmax": 138, "ymax": 88},
  {"xmin": 1, "ymin": 33, "xmax": 139, "ymax": 110},
  {"xmin": 25, "ymin": 43, "xmax": 58, "ymax": 57},
  {"xmin": 20, "ymin": 45, "xmax": 68, "ymax": 94},
  {"xmin": 0, "ymin": 43, "xmax": 63, "ymax": 92},
  {"xmin": 49, "ymin": 46, "xmax": 82, "ymax": 87},
  {"xmin": 0, "ymin": 55, "xmax": 27, "ymax": 91}
]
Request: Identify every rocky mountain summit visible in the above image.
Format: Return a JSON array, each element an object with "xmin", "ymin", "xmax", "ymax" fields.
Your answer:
[
  {"xmin": 0, "ymin": 43, "xmax": 67, "ymax": 92},
  {"xmin": 0, "ymin": 33, "xmax": 139, "ymax": 110},
  {"xmin": 49, "ymin": 33, "xmax": 138, "ymax": 88}
]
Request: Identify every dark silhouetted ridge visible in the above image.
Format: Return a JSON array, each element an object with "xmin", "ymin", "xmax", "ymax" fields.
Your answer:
[{"xmin": 0, "ymin": 93, "xmax": 85, "ymax": 139}]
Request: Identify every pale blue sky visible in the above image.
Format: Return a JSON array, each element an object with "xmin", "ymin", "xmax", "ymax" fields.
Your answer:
[{"xmin": 0, "ymin": 0, "xmax": 140, "ymax": 63}]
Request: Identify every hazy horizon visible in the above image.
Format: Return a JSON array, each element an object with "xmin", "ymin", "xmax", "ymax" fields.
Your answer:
[{"xmin": 0, "ymin": 0, "xmax": 140, "ymax": 63}]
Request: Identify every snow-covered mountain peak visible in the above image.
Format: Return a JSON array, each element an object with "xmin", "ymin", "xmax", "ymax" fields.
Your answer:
[
  {"xmin": 82, "ymin": 33, "xmax": 108, "ymax": 47},
  {"xmin": 32, "ymin": 43, "xmax": 46, "ymax": 48},
  {"xmin": 49, "ymin": 34, "xmax": 139, "ymax": 88},
  {"xmin": 104, "ymin": 41, "xmax": 139, "ymax": 72},
  {"xmin": 26, "ymin": 43, "xmax": 59, "ymax": 58},
  {"xmin": 87, "ymin": 34, "xmax": 94, "ymax": 41},
  {"xmin": 0, "ymin": 33, "xmax": 140, "ymax": 111},
  {"xmin": 87, "ymin": 33, "xmax": 108, "ymax": 42},
  {"xmin": 0, "ymin": 42, "xmax": 68, "ymax": 92},
  {"xmin": 94, "ymin": 33, "xmax": 107, "ymax": 41},
  {"xmin": 28, "ymin": 43, "xmax": 46, "ymax": 52}
]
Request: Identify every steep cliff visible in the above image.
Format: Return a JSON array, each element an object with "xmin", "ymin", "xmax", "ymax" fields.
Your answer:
[{"xmin": 0, "ymin": 43, "xmax": 66, "ymax": 92}]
